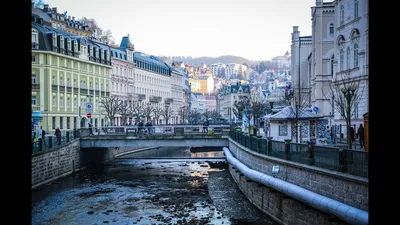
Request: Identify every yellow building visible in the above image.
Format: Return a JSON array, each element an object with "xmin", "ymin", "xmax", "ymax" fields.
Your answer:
[{"xmin": 32, "ymin": 17, "xmax": 112, "ymax": 132}]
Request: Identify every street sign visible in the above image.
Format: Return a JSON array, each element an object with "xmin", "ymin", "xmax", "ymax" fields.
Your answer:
[
  {"xmin": 86, "ymin": 103, "xmax": 93, "ymax": 113},
  {"xmin": 87, "ymin": 113, "xmax": 92, "ymax": 118}
]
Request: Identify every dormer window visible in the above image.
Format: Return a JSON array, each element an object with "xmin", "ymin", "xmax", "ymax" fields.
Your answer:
[
  {"xmin": 52, "ymin": 33, "xmax": 57, "ymax": 46},
  {"xmin": 67, "ymin": 39, "xmax": 71, "ymax": 50}
]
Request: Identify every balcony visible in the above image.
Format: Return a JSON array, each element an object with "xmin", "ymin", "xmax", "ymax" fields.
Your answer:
[
  {"xmin": 67, "ymin": 50, "xmax": 73, "ymax": 56},
  {"xmin": 101, "ymin": 59, "xmax": 105, "ymax": 64},
  {"xmin": 164, "ymin": 98, "xmax": 173, "ymax": 104},
  {"xmin": 149, "ymin": 95, "xmax": 162, "ymax": 103},
  {"xmin": 60, "ymin": 48, "xmax": 66, "ymax": 54},
  {"xmin": 31, "ymin": 42, "xmax": 39, "ymax": 49},
  {"xmin": 52, "ymin": 46, "xmax": 59, "ymax": 53},
  {"xmin": 138, "ymin": 94, "xmax": 146, "ymax": 101},
  {"xmin": 31, "ymin": 83, "xmax": 40, "ymax": 90},
  {"xmin": 73, "ymin": 52, "xmax": 80, "ymax": 57},
  {"xmin": 89, "ymin": 56, "xmax": 94, "ymax": 62},
  {"xmin": 67, "ymin": 87, "xmax": 72, "ymax": 92},
  {"xmin": 59, "ymin": 86, "xmax": 65, "ymax": 92},
  {"xmin": 52, "ymin": 85, "xmax": 58, "ymax": 91}
]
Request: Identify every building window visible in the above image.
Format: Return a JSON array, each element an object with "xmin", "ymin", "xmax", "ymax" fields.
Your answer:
[
  {"xmin": 96, "ymin": 82, "xmax": 99, "ymax": 90},
  {"xmin": 52, "ymin": 117, "xmax": 56, "ymax": 129},
  {"xmin": 60, "ymin": 77, "xmax": 63, "ymax": 86},
  {"xmin": 32, "ymin": 96, "xmax": 37, "ymax": 106},
  {"xmin": 52, "ymin": 76, "xmax": 56, "ymax": 85},
  {"xmin": 67, "ymin": 97, "xmax": 70, "ymax": 108},
  {"xmin": 331, "ymin": 55, "xmax": 335, "ymax": 76},
  {"xmin": 74, "ymin": 96, "xmax": 77, "ymax": 108},
  {"xmin": 74, "ymin": 62, "xmax": 78, "ymax": 70},
  {"xmin": 53, "ymin": 96, "xmax": 56, "ymax": 106},
  {"xmin": 32, "ymin": 74, "xmax": 36, "ymax": 84},
  {"xmin": 346, "ymin": 47, "xmax": 350, "ymax": 70},
  {"xmin": 67, "ymin": 78, "xmax": 70, "ymax": 87},
  {"xmin": 354, "ymin": 0, "xmax": 359, "ymax": 18},
  {"xmin": 60, "ymin": 117, "xmax": 63, "ymax": 129},
  {"xmin": 354, "ymin": 44, "xmax": 359, "ymax": 67},
  {"xmin": 60, "ymin": 96, "xmax": 64, "ymax": 107},
  {"xmin": 101, "ymin": 83, "xmax": 104, "ymax": 91},
  {"xmin": 90, "ymin": 81, "xmax": 93, "ymax": 89},
  {"xmin": 329, "ymin": 23, "xmax": 334, "ymax": 34},
  {"xmin": 340, "ymin": 5, "xmax": 344, "ymax": 25},
  {"xmin": 52, "ymin": 57, "xmax": 57, "ymax": 65},
  {"xmin": 32, "ymin": 56, "xmax": 36, "ymax": 63},
  {"xmin": 67, "ymin": 117, "xmax": 70, "ymax": 129},
  {"xmin": 74, "ymin": 79, "xmax": 77, "ymax": 87},
  {"xmin": 340, "ymin": 49, "xmax": 344, "ymax": 71}
]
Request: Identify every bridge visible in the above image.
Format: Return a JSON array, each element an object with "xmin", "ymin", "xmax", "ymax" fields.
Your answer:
[{"xmin": 79, "ymin": 125, "xmax": 231, "ymax": 148}]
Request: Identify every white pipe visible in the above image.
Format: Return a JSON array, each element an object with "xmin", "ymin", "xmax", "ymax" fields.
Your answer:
[{"xmin": 223, "ymin": 147, "xmax": 368, "ymax": 225}]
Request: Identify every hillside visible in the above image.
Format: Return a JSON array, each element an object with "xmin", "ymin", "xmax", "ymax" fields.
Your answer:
[{"xmin": 161, "ymin": 55, "xmax": 255, "ymax": 66}]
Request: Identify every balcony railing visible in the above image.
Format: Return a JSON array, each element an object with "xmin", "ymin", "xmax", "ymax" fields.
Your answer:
[
  {"xmin": 52, "ymin": 46, "xmax": 59, "ymax": 53},
  {"xmin": 73, "ymin": 52, "xmax": 80, "ymax": 57},
  {"xmin": 138, "ymin": 94, "xmax": 146, "ymax": 101},
  {"xmin": 149, "ymin": 95, "xmax": 162, "ymax": 103},
  {"xmin": 164, "ymin": 98, "xmax": 173, "ymax": 104}
]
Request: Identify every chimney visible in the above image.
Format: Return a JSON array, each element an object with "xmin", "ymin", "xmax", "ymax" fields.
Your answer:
[
  {"xmin": 72, "ymin": 16, "xmax": 75, "ymax": 21},
  {"xmin": 52, "ymin": 7, "xmax": 57, "ymax": 13},
  {"xmin": 68, "ymin": 16, "xmax": 71, "ymax": 20},
  {"xmin": 43, "ymin": 4, "xmax": 49, "ymax": 12},
  {"xmin": 293, "ymin": 26, "xmax": 299, "ymax": 33},
  {"xmin": 316, "ymin": 0, "xmax": 323, "ymax": 5}
]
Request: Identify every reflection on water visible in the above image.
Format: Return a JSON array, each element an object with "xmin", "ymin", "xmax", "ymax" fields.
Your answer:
[{"xmin": 119, "ymin": 147, "xmax": 225, "ymax": 158}]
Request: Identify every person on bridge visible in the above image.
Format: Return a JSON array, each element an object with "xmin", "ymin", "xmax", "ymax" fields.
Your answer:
[
  {"xmin": 55, "ymin": 128, "xmax": 61, "ymax": 145},
  {"xmin": 138, "ymin": 120, "xmax": 144, "ymax": 134},
  {"xmin": 149, "ymin": 120, "xmax": 154, "ymax": 135}
]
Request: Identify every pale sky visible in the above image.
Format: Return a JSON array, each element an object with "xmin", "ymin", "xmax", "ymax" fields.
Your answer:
[{"xmin": 45, "ymin": 0, "xmax": 315, "ymax": 61}]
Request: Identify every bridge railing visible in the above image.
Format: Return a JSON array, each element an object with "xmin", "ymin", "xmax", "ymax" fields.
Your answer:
[
  {"xmin": 79, "ymin": 125, "xmax": 231, "ymax": 137},
  {"xmin": 32, "ymin": 129, "xmax": 79, "ymax": 155},
  {"xmin": 229, "ymin": 130, "xmax": 368, "ymax": 178}
]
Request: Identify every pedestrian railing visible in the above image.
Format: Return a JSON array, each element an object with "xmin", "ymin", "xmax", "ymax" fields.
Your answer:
[
  {"xmin": 32, "ymin": 129, "xmax": 80, "ymax": 155},
  {"xmin": 78, "ymin": 125, "xmax": 231, "ymax": 137},
  {"xmin": 229, "ymin": 130, "xmax": 368, "ymax": 178}
]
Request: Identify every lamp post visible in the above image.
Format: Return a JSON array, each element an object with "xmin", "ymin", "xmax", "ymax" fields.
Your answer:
[
  {"xmin": 341, "ymin": 84, "xmax": 356, "ymax": 149},
  {"xmin": 87, "ymin": 94, "xmax": 93, "ymax": 126}
]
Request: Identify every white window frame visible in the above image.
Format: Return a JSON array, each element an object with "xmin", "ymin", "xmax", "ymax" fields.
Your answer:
[
  {"xmin": 53, "ymin": 96, "xmax": 56, "ymax": 106},
  {"xmin": 60, "ymin": 96, "xmax": 64, "ymax": 107},
  {"xmin": 67, "ymin": 97, "xmax": 71, "ymax": 108},
  {"xmin": 32, "ymin": 74, "xmax": 36, "ymax": 84}
]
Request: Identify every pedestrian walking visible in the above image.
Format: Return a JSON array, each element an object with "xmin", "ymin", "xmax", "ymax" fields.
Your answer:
[
  {"xmin": 41, "ymin": 127, "xmax": 46, "ymax": 148},
  {"xmin": 350, "ymin": 127, "xmax": 355, "ymax": 143},
  {"xmin": 357, "ymin": 124, "xmax": 365, "ymax": 148},
  {"xmin": 55, "ymin": 127, "xmax": 61, "ymax": 145}
]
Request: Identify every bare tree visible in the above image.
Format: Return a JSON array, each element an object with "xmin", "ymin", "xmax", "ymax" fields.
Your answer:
[
  {"xmin": 278, "ymin": 82, "xmax": 311, "ymax": 143},
  {"xmin": 78, "ymin": 17, "xmax": 114, "ymax": 43},
  {"xmin": 162, "ymin": 106, "xmax": 174, "ymax": 124},
  {"xmin": 188, "ymin": 109, "xmax": 202, "ymax": 125},
  {"xmin": 99, "ymin": 96, "xmax": 123, "ymax": 126},
  {"xmin": 131, "ymin": 102, "xmax": 144, "ymax": 123},
  {"xmin": 203, "ymin": 109, "xmax": 212, "ymax": 121},
  {"xmin": 152, "ymin": 106, "xmax": 163, "ymax": 125},
  {"xmin": 32, "ymin": 0, "xmax": 46, "ymax": 9},
  {"xmin": 142, "ymin": 102, "xmax": 154, "ymax": 123},
  {"xmin": 232, "ymin": 96, "xmax": 249, "ymax": 121},
  {"xmin": 323, "ymin": 74, "xmax": 365, "ymax": 149},
  {"xmin": 250, "ymin": 94, "xmax": 271, "ymax": 136},
  {"xmin": 178, "ymin": 106, "xmax": 188, "ymax": 124},
  {"xmin": 210, "ymin": 110, "xmax": 222, "ymax": 121}
]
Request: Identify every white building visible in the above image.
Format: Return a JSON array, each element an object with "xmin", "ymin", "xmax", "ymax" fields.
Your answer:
[
  {"xmin": 333, "ymin": 0, "xmax": 369, "ymax": 128},
  {"xmin": 309, "ymin": 0, "xmax": 336, "ymax": 118},
  {"xmin": 204, "ymin": 94, "xmax": 217, "ymax": 112},
  {"xmin": 225, "ymin": 63, "xmax": 247, "ymax": 80},
  {"xmin": 208, "ymin": 63, "xmax": 226, "ymax": 77},
  {"xmin": 217, "ymin": 82, "xmax": 251, "ymax": 122},
  {"xmin": 191, "ymin": 93, "xmax": 206, "ymax": 114},
  {"xmin": 110, "ymin": 36, "xmax": 135, "ymax": 126},
  {"xmin": 290, "ymin": 26, "xmax": 312, "ymax": 91},
  {"xmin": 133, "ymin": 52, "xmax": 172, "ymax": 124},
  {"xmin": 171, "ymin": 68, "xmax": 186, "ymax": 124}
]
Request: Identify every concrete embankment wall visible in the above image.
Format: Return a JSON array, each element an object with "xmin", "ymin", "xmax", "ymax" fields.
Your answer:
[{"xmin": 227, "ymin": 139, "xmax": 368, "ymax": 225}]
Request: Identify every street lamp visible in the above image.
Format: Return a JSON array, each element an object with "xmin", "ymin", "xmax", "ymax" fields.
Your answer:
[{"xmin": 340, "ymin": 84, "xmax": 356, "ymax": 149}]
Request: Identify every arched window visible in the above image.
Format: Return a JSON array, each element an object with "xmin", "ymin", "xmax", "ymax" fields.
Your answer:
[
  {"xmin": 340, "ymin": 49, "xmax": 344, "ymax": 71},
  {"xmin": 354, "ymin": 0, "xmax": 359, "ymax": 18},
  {"xmin": 340, "ymin": 5, "xmax": 344, "ymax": 25},
  {"xmin": 331, "ymin": 55, "xmax": 335, "ymax": 76},
  {"xmin": 354, "ymin": 44, "xmax": 359, "ymax": 67},
  {"xmin": 346, "ymin": 47, "xmax": 351, "ymax": 70},
  {"xmin": 337, "ymin": 35, "xmax": 345, "ymax": 46},
  {"xmin": 329, "ymin": 23, "xmax": 334, "ymax": 35}
]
